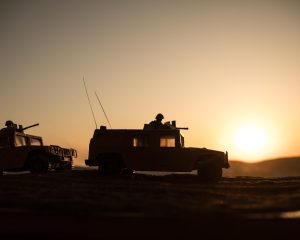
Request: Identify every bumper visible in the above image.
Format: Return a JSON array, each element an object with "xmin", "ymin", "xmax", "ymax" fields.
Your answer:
[
  {"xmin": 224, "ymin": 151, "xmax": 230, "ymax": 169},
  {"xmin": 85, "ymin": 159, "xmax": 98, "ymax": 166}
]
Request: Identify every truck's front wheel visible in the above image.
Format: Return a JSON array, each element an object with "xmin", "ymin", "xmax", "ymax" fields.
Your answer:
[
  {"xmin": 66, "ymin": 161, "xmax": 73, "ymax": 171},
  {"xmin": 197, "ymin": 163, "xmax": 222, "ymax": 182},
  {"xmin": 29, "ymin": 153, "xmax": 49, "ymax": 174}
]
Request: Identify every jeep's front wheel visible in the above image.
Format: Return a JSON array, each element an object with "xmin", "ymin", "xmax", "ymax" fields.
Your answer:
[
  {"xmin": 29, "ymin": 153, "xmax": 49, "ymax": 174},
  {"xmin": 197, "ymin": 163, "xmax": 222, "ymax": 182},
  {"xmin": 66, "ymin": 161, "xmax": 73, "ymax": 171}
]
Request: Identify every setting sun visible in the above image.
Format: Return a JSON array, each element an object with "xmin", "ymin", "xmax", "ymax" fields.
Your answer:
[
  {"xmin": 234, "ymin": 124, "xmax": 268, "ymax": 155},
  {"xmin": 1, "ymin": 0, "xmax": 300, "ymax": 165}
]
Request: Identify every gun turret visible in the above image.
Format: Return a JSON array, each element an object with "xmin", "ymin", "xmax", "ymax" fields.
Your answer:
[
  {"xmin": 165, "ymin": 121, "xmax": 189, "ymax": 130},
  {"xmin": 18, "ymin": 123, "xmax": 39, "ymax": 132}
]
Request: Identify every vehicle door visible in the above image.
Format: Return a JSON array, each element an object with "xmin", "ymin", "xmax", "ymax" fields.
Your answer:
[
  {"xmin": 126, "ymin": 134, "xmax": 160, "ymax": 170},
  {"xmin": 0, "ymin": 133, "xmax": 27, "ymax": 169}
]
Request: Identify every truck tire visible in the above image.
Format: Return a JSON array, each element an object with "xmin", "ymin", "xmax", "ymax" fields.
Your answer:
[
  {"xmin": 56, "ymin": 160, "xmax": 73, "ymax": 171},
  {"xmin": 29, "ymin": 153, "xmax": 49, "ymax": 174},
  {"xmin": 120, "ymin": 168, "xmax": 134, "ymax": 176},
  {"xmin": 66, "ymin": 161, "xmax": 73, "ymax": 171},
  {"xmin": 98, "ymin": 156, "xmax": 122, "ymax": 176},
  {"xmin": 197, "ymin": 162, "xmax": 222, "ymax": 182}
]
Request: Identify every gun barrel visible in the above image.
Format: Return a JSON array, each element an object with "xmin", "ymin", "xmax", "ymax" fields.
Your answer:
[
  {"xmin": 22, "ymin": 123, "xmax": 39, "ymax": 131},
  {"xmin": 176, "ymin": 127, "xmax": 189, "ymax": 130}
]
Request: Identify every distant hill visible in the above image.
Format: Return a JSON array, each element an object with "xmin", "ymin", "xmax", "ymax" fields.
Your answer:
[{"xmin": 223, "ymin": 157, "xmax": 300, "ymax": 178}]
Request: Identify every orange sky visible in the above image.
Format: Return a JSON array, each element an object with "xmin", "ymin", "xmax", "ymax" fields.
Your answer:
[{"xmin": 1, "ymin": 0, "xmax": 300, "ymax": 165}]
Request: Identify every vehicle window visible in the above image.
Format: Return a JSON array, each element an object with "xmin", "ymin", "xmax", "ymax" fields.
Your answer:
[
  {"xmin": 160, "ymin": 136, "xmax": 175, "ymax": 147},
  {"xmin": 30, "ymin": 138, "xmax": 42, "ymax": 146},
  {"xmin": 15, "ymin": 135, "xmax": 26, "ymax": 146},
  {"xmin": 133, "ymin": 136, "xmax": 148, "ymax": 147},
  {"xmin": 180, "ymin": 135, "xmax": 184, "ymax": 147}
]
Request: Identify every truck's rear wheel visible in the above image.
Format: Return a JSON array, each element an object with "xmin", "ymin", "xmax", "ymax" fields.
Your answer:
[
  {"xmin": 197, "ymin": 163, "xmax": 222, "ymax": 182},
  {"xmin": 29, "ymin": 153, "xmax": 49, "ymax": 174}
]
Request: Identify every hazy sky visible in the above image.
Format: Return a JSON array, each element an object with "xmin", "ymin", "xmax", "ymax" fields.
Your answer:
[{"xmin": 1, "ymin": 0, "xmax": 300, "ymax": 164}]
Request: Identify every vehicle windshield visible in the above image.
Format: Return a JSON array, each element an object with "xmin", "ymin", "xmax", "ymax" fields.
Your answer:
[
  {"xmin": 180, "ymin": 134, "xmax": 185, "ymax": 147},
  {"xmin": 30, "ymin": 137, "xmax": 42, "ymax": 146},
  {"xmin": 15, "ymin": 135, "xmax": 26, "ymax": 146}
]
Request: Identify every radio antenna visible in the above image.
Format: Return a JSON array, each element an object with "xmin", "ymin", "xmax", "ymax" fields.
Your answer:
[
  {"xmin": 83, "ymin": 77, "xmax": 97, "ymax": 129},
  {"xmin": 95, "ymin": 91, "xmax": 112, "ymax": 129}
]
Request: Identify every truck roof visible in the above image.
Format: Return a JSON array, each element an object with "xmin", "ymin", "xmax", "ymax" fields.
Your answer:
[{"xmin": 93, "ymin": 128, "xmax": 181, "ymax": 137}]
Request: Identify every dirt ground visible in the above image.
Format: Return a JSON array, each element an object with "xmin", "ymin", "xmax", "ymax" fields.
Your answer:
[{"xmin": 0, "ymin": 169, "xmax": 300, "ymax": 239}]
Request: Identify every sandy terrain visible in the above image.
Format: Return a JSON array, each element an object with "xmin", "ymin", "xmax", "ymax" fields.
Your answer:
[
  {"xmin": 224, "ymin": 157, "xmax": 300, "ymax": 177},
  {"xmin": 1, "ymin": 169, "xmax": 300, "ymax": 239}
]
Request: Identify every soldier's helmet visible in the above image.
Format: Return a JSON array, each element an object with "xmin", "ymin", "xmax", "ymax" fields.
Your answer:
[
  {"xmin": 5, "ymin": 120, "xmax": 14, "ymax": 127},
  {"xmin": 155, "ymin": 113, "xmax": 164, "ymax": 121}
]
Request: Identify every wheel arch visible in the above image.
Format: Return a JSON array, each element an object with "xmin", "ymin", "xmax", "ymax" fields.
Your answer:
[
  {"xmin": 195, "ymin": 153, "xmax": 224, "ymax": 182},
  {"xmin": 193, "ymin": 152, "xmax": 225, "ymax": 170},
  {"xmin": 96, "ymin": 152, "xmax": 126, "ymax": 168}
]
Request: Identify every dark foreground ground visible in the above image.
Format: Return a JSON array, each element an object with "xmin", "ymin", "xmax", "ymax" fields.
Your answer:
[{"xmin": 1, "ymin": 169, "xmax": 300, "ymax": 239}]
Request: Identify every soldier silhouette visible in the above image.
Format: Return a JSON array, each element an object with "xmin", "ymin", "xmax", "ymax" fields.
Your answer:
[
  {"xmin": 147, "ymin": 113, "xmax": 167, "ymax": 129},
  {"xmin": 0, "ymin": 120, "xmax": 16, "ymax": 131},
  {"xmin": 5, "ymin": 120, "xmax": 14, "ymax": 128},
  {"xmin": 5, "ymin": 120, "xmax": 18, "ymax": 130}
]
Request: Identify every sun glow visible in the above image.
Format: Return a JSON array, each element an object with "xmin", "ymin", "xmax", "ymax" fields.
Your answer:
[{"xmin": 234, "ymin": 125, "xmax": 268, "ymax": 155}]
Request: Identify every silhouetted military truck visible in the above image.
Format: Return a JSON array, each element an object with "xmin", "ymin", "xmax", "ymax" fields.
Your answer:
[
  {"xmin": 85, "ymin": 120, "xmax": 229, "ymax": 181},
  {"xmin": 0, "ymin": 121, "xmax": 77, "ymax": 175}
]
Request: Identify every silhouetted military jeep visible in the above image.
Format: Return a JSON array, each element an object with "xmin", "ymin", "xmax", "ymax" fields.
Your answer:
[
  {"xmin": 0, "ymin": 121, "xmax": 77, "ymax": 175},
  {"xmin": 85, "ymin": 121, "xmax": 229, "ymax": 181}
]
